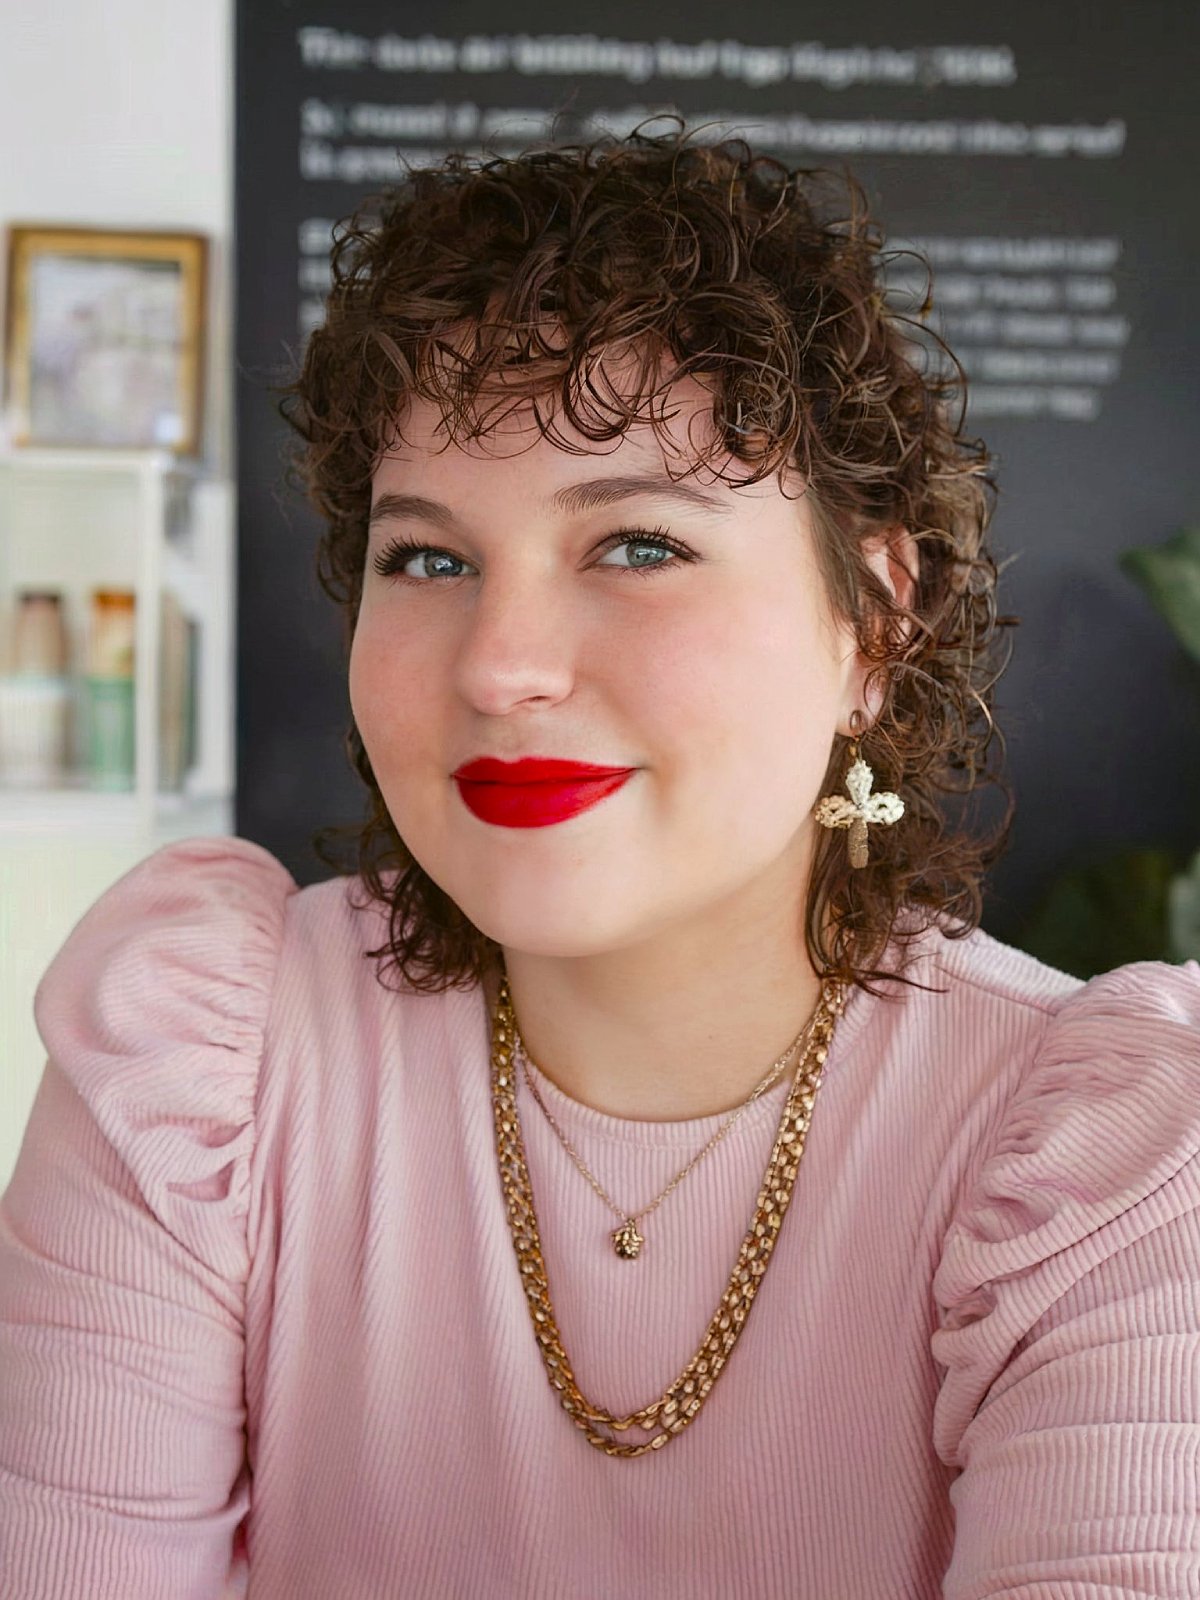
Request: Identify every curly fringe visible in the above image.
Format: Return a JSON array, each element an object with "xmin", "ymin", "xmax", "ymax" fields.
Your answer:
[{"xmin": 274, "ymin": 118, "xmax": 1017, "ymax": 1002}]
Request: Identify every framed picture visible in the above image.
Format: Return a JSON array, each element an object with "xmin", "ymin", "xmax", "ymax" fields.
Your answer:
[{"xmin": 3, "ymin": 225, "xmax": 207, "ymax": 455}]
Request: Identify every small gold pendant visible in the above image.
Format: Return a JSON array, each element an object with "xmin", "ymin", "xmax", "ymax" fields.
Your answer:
[{"xmin": 611, "ymin": 1219, "xmax": 644, "ymax": 1259}]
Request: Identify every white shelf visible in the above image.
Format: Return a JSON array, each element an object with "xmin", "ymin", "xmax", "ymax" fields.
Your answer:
[
  {"xmin": 0, "ymin": 784, "xmax": 232, "ymax": 838},
  {"xmin": 0, "ymin": 450, "xmax": 234, "ymax": 840},
  {"xmin": 0, "ymin": 446, "xmax": 199, "ymax": 476}
]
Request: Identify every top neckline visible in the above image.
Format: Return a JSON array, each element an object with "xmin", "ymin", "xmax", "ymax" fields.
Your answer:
[{"xmin": 482, "ymin": 971, "xmax": 880, "ymax": 1152}]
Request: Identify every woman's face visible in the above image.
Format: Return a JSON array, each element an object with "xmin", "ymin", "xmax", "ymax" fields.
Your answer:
[{"xmin": 351, "ymin": 374, "xmax": 873, "ymax": 960}]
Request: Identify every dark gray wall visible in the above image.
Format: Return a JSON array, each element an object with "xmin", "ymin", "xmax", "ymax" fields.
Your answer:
[{"xmin": 235, "ymin": 0, "xmax": 1200, "ymax": 944}]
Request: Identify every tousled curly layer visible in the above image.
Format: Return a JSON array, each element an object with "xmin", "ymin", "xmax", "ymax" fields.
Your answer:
[{"xmin": 276, "ymin": 120, "xmax": 1016, "ymax": 999}]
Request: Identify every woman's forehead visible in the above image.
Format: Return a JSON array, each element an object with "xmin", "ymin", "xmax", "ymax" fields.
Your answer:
[
  {"xmin": 377, "ymin": 377, "xmax": 783, "ymax": 498},
  {"xmin": 374, "ymin": 434, "xmax": 788, "ymax": 520}
]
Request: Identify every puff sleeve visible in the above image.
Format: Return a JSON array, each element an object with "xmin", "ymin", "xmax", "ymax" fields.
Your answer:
[
  {"xmin": 0, "ymin": 836, "xmax": 296, "ymax": 1600},
  {"xmin": 932, "ymin": 960, "xmax": 1200, "ymax": 1599}
]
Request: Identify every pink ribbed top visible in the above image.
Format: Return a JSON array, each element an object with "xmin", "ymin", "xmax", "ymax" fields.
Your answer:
[{"xmin": 3, "ymin": 835, "xmax": 1200, "ymax": 1599}]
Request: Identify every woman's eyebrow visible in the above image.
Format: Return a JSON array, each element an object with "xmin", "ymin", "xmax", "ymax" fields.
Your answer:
[
  {"xmin": 548, "ymin": 474, "xmax": 733, "ymax": 517},
  {"xmin": 369, "ymin": 493, "xmax": 458, "ymax": 532},
  {"xmin": 368, "ymin": 474, "xmax": 733, "ymax": 531}
]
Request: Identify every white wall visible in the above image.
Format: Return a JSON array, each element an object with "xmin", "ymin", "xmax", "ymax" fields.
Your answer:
[
  {"xmin": 0, "ymin": 1, "xmax": 235, "ymax": 1185},
  {"xmin": 0, "ymin": 1, "xmax": 234, "ymax": 478}
]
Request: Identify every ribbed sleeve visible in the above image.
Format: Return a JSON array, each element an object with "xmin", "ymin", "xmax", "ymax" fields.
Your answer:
[
  {"xmin": 931, "ymin": 960, "xmax": 1200, "ymax": 1598},
  {"xmin": 0, "ymin": 838, "xmax": 296, "ymax": 1600}
]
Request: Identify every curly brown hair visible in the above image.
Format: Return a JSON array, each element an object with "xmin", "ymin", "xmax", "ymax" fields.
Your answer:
[{"xmin": 276, "ymin": 119, "xmax": 1016, "ymax": 1000}]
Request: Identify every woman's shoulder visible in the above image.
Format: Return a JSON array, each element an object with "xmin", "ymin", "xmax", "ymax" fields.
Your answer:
[
  {"xmin": 33, "ymin": 834, "xmax": 395, "ymax": 1030},
  {"xmin": 928, "ymin": 914, "xmax": 1200, "ymax": 1184},
  {"xmin": 24, "ymin": 836, "xmax": 449, "ymax": 1273},
  {"xmin": 878, "ymin": 915, "xmax": 1200, "ymax": 1246},
  {"xmin": 897, "ymin": 907, "xmax": 1200, "ymax": 1043},
  {"xmin": 29, "ymin": 836, "xmax": 321, "ymax": 1268},
  {"xmin": 34, "ymin": 834, "xmax": 301, "ymax": 1048},
  {"xmin": 917, "ymin": 918, "xmax": 1200, "ymax": 1378},
  {"xmin": 918, "ymin": 932, "xmax": 1200, "ymax": 1519},
  {"xmin": 32, "ymin": 833, "xmax": 468, "ymax": 1120},
  {"xmin": 30, "ymin": 831, "xmax": 452, "ymax": 1093}
]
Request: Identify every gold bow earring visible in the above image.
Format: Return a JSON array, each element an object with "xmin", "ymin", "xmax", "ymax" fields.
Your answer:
[{"xmin": 814, "ymin": 710, "xmax": 904, "ymax": 868}]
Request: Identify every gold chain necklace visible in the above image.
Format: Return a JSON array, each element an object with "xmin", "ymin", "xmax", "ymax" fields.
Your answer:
[
  {"xmin": 491, "ymin": 973, "xmax": 848, "ymax": 1457},
  {"xmin": 515, "ymin": 1012, "xmax": 819, "ymax": 1260}
]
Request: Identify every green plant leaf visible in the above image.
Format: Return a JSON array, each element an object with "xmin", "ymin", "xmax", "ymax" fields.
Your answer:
[
  {"xmin": 1168, "ymin": 848, "xmax": 1200, "ymax": 963},
  {"xmin": 1014, "ymin": 846, "xmax": 1184, "ymax": 978},
  {"xmin": 1119, "ymin": 527, "xmax": 1200, "ymax": 663}
]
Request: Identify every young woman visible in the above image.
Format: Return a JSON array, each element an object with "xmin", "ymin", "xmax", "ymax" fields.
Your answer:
[{"xmin": 3, "ymin": 126, "xmax": 1198, "ymax": 1599}]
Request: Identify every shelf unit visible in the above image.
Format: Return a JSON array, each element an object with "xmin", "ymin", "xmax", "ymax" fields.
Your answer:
[{"xmin": 0, "ymin": 447, "xmax": 234, "ymax": 838}]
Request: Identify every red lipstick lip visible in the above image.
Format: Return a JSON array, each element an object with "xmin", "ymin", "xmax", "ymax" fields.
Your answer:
[
  {"xmin": 453, "ymin": 765, "xmax": 637, "ymax": 828},
  {"xmin": 452, "ymin": 757, "xmax": 636, "ymax": 784}
]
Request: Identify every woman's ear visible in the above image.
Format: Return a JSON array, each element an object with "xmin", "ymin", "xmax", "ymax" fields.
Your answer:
[
  {"xmin": 850, "ymin": 527, "xmax": 919, "ymax": 727},
  {"xmin": 863, "ymin": 526, "xmax": 919, "ymax": 613}
]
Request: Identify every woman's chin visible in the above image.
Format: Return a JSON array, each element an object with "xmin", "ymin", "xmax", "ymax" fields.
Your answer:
[{"xmin": 470, "ymin": 916, "xmax": 634, "ymax": 963}]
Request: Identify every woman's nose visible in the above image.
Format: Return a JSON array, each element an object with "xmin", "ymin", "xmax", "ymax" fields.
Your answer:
[{"xmin": 451, "ymin": 570, "xmax": 580, "ymax": 714}]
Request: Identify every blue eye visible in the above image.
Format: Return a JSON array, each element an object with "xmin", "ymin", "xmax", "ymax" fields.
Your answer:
[
  {"xmin": 594, "ymin": 528, "xmax": 695, "ymax": 575},
  {"xmin": 371, "ymin": 540, "xmax": 469, "ymax": 581},
  {"xmin": 371, "ymin": 527, "xmax": 697, "ymax": 583}
]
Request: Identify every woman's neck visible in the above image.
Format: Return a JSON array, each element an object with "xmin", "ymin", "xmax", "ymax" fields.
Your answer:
[{"xmin": 483, "ymin": 918, "xmax": 829, "ymax": 1124}]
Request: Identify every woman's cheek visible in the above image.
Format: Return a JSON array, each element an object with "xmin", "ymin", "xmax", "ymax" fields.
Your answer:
[{"xmin": 348, "ymin": 624, "xmax": 392, "ymax": 753}]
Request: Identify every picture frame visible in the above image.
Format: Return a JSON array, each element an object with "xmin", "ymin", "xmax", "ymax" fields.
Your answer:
[{"xmin": 2, "ymin": 225, "xmax": 207, "ymax": 456}]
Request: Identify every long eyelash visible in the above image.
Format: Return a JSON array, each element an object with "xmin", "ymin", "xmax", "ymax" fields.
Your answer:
[
  {"xmin": 371, "ymin": 526, "xmax": 695, "ymax": 582},
  {"xmin": 371, "ymin": 537, "xmax": 459, "ymax": 580},
  {"xmin": 596, "ymin": 525, "xmax": 694, "ymax": 576}
]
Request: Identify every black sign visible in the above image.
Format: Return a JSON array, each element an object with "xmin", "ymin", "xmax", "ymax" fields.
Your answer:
[{"xmin": 235, "ymin": 0, "xmax": 1200, "ymax": 946}]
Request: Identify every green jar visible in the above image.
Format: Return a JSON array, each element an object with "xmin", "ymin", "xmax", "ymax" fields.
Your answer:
[{"xmin": 85, "ymin": 675, "xmax": 135, "ymax": 790}]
